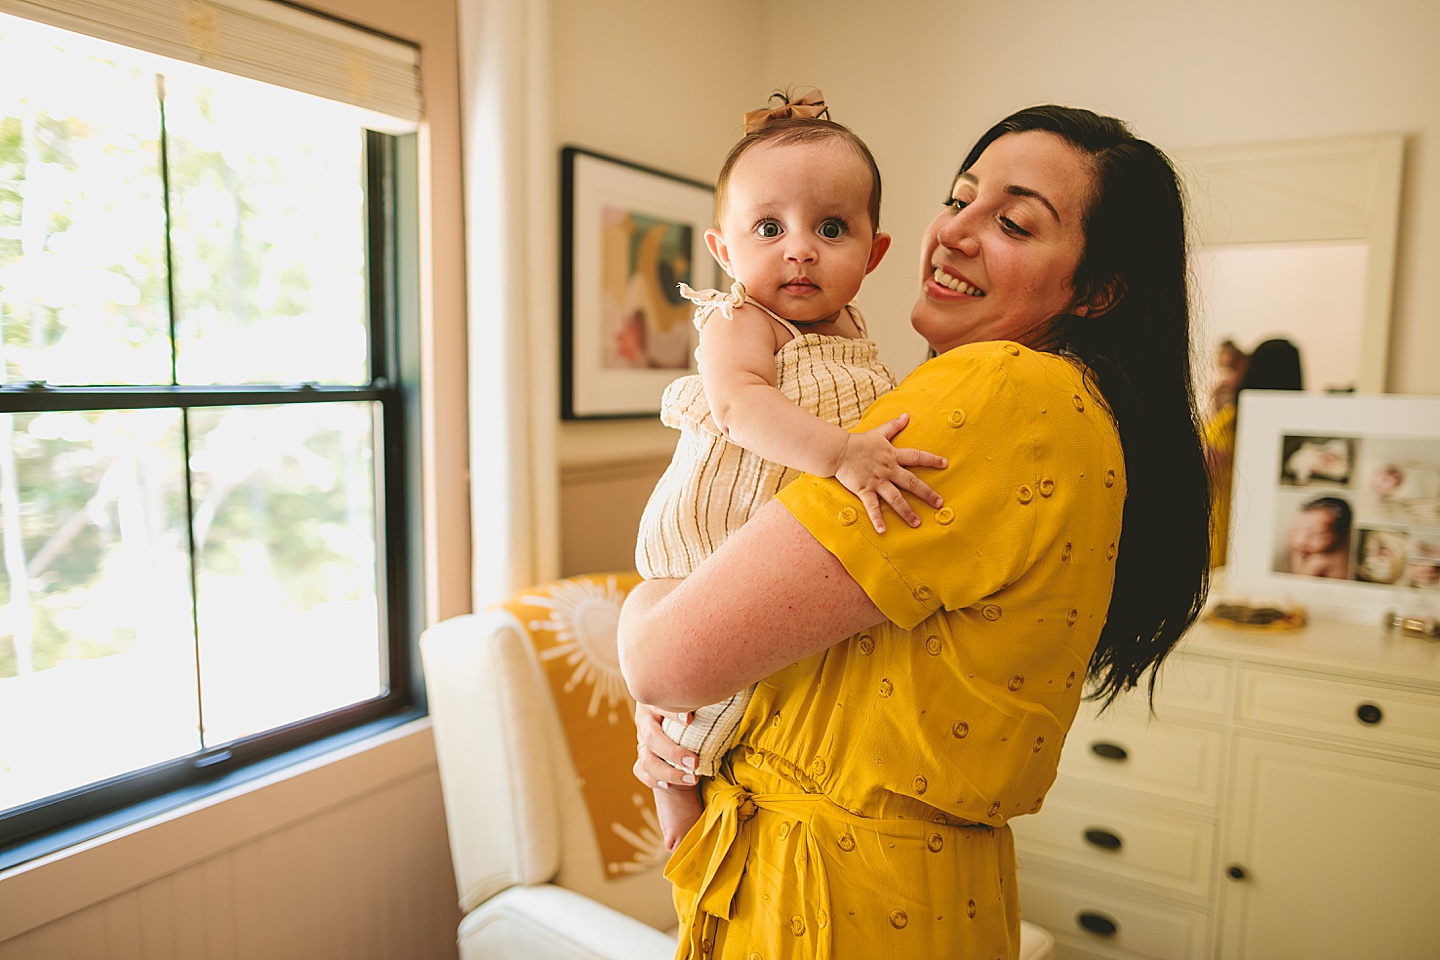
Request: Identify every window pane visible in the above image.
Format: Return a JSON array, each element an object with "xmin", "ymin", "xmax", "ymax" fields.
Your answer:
[
  {"xmin": 166, "ymin": 76, "xmax": 369, "ymax": 386},
  {"xmin": 0, "ymin": 409, "xmax": 198, "ymax": 811},
  {"xmin": 0, "ymin": 16, "xmax": 171, "ymax": 387},
  {"xmin": 189, "ymin": 402, "xmax": 383, "ymax": 745}
]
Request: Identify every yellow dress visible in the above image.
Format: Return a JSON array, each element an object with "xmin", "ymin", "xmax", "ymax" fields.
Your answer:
[
  {"xmin": 1204, "ymin": 403, "xmax": 1237, "ymax": 568},
  {"xmin": 664, "ymin": 342, "xmax": 1126, "ymax": 960}
]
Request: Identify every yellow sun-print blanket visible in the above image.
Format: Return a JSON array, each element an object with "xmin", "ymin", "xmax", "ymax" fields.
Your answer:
[{"xmin": 498, "ymin": 571, "xmax": 665, "ymax": 877}]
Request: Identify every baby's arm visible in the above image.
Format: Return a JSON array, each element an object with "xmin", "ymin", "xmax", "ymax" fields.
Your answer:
[{"xmin": 700, "ymin": 302, "xmax": 945, "ymax": 532}]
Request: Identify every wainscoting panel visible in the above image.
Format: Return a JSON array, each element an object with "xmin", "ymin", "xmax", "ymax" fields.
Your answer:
[
  {"xmin": 560, "ymin": 455, "xmax": 671, "ymax": 577},
  {"xmin": 0, "ymin": 724, "xmax": 460, "ymax": 960}
]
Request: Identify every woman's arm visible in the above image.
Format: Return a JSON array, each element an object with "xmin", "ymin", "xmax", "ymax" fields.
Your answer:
[{"xmin": 618, "ymin": 498, "xmax": 886, "ymax": 712}]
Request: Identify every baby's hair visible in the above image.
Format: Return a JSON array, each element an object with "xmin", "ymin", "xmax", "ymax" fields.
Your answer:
[
  {"xmin": 714, "ymin": 91, "xmax": 882, "ymax": 231},
  {"xmin": 1302, "ymin": 496, "xmax": 1353, "ymax": 540}
]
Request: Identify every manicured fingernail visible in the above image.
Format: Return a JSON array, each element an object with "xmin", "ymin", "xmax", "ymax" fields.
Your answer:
[
  {"xmin": 683, "ymin": 775, "xmax": 696, "ymax": 785},
  {"xmin": 658, "ymin": 781, "xmax": 668, "ymax": 789},
  {"xmin": 682, "ymin": 757, "xmax": 696, "ymax": 770}
]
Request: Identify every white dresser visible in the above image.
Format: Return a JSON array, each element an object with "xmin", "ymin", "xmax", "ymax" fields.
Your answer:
[{"xmin": 1011, "ymin": 617, "xmax": 1440, "ymax": 960}]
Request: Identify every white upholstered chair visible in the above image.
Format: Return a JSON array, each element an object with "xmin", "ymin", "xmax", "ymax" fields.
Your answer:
[{"xmin": 421, "ymin": 572, "xmax": 1054, "ymax": 960}]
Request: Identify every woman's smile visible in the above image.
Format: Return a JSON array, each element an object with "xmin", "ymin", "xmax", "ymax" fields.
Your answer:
[{"xmin": 928, "ymin": 264, "xmax": 987, "ymax": 297}]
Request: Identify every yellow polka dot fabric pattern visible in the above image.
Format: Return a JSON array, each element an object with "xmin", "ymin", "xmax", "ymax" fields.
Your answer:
[{"xmin": 665, "ymin": 342, "xmax": 1125, "ymax": 959}]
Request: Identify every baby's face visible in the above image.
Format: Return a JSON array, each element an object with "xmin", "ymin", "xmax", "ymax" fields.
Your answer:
[
  {"xmin": 1288, "ymin": 509, "xmax": 1338, "ymax": 554},
  {"xmin": 1372, "ymin": 467, "xmax": 1402, "ymax": 495},
  {"xmin": 710, "ymin": 139, "xmax": 886, "ymax": 324}
]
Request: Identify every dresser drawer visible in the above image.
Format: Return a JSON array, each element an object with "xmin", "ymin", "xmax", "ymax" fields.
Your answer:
[
  {"xmin": 1095, "ymin": 654, "xmax": 1231, "ymax": 723},
  {"xmin": 1018, "ymin": 869, "xmax": 1212, "ymax": 960},
  {"xmin": 1237, "ymin": 669, "xmax": 1440, "ymax": 755},
  {"xmin": 1015, "ymin": 792, "xmax": 1215, "ymax": 898},
  {"xmin": 1153, "ymin": 654, "xmax": 1232, "ymax": 718},
  {"xmin": 1059, "ymin": 713, "xmax": 1226, "ymax": 807}
]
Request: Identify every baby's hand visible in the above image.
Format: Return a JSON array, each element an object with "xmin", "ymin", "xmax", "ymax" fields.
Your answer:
[{"xmin": 833, "ymin": 412, "xmax": 946, "ymax": 533}]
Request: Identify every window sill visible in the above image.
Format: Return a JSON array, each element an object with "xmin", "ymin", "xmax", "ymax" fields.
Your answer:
[{"xmin": 0, "ymin": 713, "xmax": 436, "ymax": 942}]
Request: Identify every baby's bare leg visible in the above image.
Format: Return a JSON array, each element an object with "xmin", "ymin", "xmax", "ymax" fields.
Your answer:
[{"xmin": 653, "ymin": 783, "xmax": 704, "ymax": 852}]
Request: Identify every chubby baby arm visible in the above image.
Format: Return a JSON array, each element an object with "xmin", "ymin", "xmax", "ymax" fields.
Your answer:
[
  {"xmin": 833, "ymin": 414, "xmax": 947, "ymax": 532},
  {"xmin": 701, "ymin": 302, "xmax": 946, "ymax": 533}
]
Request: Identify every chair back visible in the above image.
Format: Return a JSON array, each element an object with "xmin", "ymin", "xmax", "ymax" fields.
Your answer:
[{"xmin": 421, "ymin": 573, "xmax": 675, "ymax": 931}]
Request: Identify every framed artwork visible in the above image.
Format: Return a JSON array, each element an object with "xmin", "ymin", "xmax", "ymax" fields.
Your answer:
[
  {"xmin": 560, "ymin": 146, "xmax": 718, "ymax": 420},
  {"xmin": 1229, "ymin": 391, "xmax": 1440, "ymax": 622}
]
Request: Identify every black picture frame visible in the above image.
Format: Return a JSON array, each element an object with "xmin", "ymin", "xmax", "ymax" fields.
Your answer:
[{"xmin": 559, "ymin": 146, "xmax": 717, "ymax": 420}]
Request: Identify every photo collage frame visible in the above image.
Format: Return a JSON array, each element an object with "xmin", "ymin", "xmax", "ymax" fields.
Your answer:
[{"xmin": 1229, "ymin": 392, "xmax": 1440, "ymax": 622}]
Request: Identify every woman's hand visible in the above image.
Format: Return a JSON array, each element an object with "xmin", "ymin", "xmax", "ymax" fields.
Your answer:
[{"xmin": 633, "ymin": 701, "xmax": 699, "ymax": 790}]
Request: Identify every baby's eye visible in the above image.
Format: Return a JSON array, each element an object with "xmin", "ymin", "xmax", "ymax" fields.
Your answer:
[
  {"xmin": 755, "ymin": 220, "xmax": 782, "ymax": 239},
  {"xmin": 819, "ymin": 219, "xmax": 847, "ymax": 240}
]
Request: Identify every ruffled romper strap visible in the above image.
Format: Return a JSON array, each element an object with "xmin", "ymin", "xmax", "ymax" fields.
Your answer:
[
  {"xmin": 679, "ymin": 280, "xmax": 861, "ymax": 341},
  {"xmin": 676, "ymin": 280, "xmax": 797, "ymax": 331},
  {"xmin": 845, "ymin": 304, "xmax": 870, "ymax": 337}
]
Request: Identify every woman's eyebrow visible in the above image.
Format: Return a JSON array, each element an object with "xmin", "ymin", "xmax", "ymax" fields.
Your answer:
[
  {"xmin": 1005, "ymin": 185, "xmax": 1061, "ymax": 223},
  {"xmin": 958, "ymin": 172, "xmax": 1061, "ymax": 223}
]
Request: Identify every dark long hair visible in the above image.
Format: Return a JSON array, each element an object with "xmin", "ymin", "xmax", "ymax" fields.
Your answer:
[
  {"xmin": 958, "ymin": 106, "xmax": 1211, "ymax": 708},
  {"xmin": 1237, "ymin": 338, "xmax": 1304, "ymax": 393}
]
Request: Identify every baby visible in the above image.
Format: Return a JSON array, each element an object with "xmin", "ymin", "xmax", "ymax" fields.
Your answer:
[
  {"xmin": 1284, "ymin": 438, "xmax": 1352, "ymax": 485},
  {"xmin": 1286, "ymin": 496, "xmax": 1352, "ymax": 579},
  {"xmin": 634, "ymin": 90, "xmax": 944, "ymax": 851},
  {"xmin": 1371, "ymin": 462, "xmax": 1440, "ymax": 524}
]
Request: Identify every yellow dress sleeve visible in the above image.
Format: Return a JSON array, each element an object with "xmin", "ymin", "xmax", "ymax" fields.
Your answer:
[{"xmin": 778, "ymin": 342, "xmax": 1124, "ymax": 627}]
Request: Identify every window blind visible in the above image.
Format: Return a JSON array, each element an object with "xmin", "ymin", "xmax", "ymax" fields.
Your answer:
[{"xmin": 0, "ymin": 0, "xmax": 421, "ymax": 121}]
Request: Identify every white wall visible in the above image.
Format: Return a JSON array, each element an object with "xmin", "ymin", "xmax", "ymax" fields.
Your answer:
[{"xmin": 752, "ymin": 0, "xmax": 1440, "ymax": 395}]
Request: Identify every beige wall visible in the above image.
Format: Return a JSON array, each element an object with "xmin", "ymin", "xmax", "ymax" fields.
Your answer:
[
  {"xmin": 551, "ymin": 0, "xmax": 1440, "ymax": 571},
  {"xmin": 751, "ymin": 0, "xmax": 1440, "ymax": 395}
]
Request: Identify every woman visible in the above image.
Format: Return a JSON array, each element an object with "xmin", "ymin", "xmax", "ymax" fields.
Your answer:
[
  {"xmin": 1206, "ymin": 337, "xmax": 1304, "ymax": 567},
  {"xmin": 619, "ymin": 105, "xmax": 1211, "ymax": 959}
]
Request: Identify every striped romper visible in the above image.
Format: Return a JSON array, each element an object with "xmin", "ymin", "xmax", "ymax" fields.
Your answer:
[{"xmin": 634, "ymin": 285, "xmax": 896, "ymax": 774}]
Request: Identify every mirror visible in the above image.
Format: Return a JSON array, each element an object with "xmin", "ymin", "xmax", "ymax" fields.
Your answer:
[{"xmin": 1176, "ymin": 134, "xmax": 1404, "ymax": 398}]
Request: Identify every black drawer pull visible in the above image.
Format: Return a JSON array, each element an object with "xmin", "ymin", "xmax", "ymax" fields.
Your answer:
[
  {"xmin": 1084, "ymin": 827, "xmax": 1123, "ymax": 851},
  {"xmin": 1227, "ymin": 863, "xmax": 1248, "ymax": 881},
  {"xmin": 1090, "ymin": 741, "xmax": 1128, "ymax": 761},
  {"xmin": 1356, "ymin": 702, "xmax": 1383, "ymax": 725},
  {"xmin": 1077, "ymin": 911, "xmax": 1119, "ymax": 937}
]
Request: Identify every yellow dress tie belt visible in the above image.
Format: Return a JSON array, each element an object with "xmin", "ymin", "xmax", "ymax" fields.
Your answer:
[
  {"xmin": 666, "ymin": 779, "xmax": 836, "ymax": 960},
  {"xmin": 665, "ymin": 775, "xmax": 997, "ymax": 959}
]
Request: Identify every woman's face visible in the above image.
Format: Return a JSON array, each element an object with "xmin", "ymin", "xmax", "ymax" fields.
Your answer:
[{"xmin": 912, "ymin": 130, "xmax": 1095, "ymax": 354}]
